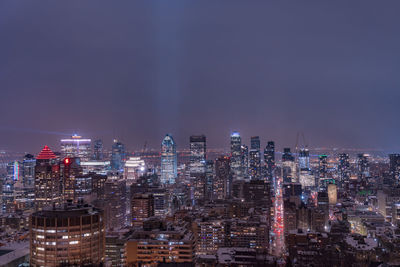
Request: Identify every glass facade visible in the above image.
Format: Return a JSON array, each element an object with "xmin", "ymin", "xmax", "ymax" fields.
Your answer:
[{"xmin": 160, "ymin": 134, "xmax": 177, "ymax": 184}]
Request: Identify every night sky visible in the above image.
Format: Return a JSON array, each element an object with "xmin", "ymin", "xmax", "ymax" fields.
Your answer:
[{"xmin": 1, "ymin": 1, "xmax": 400, "ymax": 153}]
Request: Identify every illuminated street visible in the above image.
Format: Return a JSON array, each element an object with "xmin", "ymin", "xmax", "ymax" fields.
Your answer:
[{"xmin": 271, "ymin": 174, "xmax": 285, "ymax": 257}]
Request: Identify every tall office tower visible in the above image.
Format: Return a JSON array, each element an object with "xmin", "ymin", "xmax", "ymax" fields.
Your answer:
[
  {"xmin": 34, "ymin": 146, "xmax": 61, "ymax": 210},
  {"xmin": 282, "ymin": 148, "xmax": 296, "ymax": 183},
  {"xmin": 389, "ymin": 154, "xmax": 400, "ymax": 183},
  {"xmin": 190, "ymin": 135, "xmax": 207, "ymax": 201},
  {"xmin": 205, "ymin": 160, "xmax": 215, "ymax": 200},
  {"xmin": 2, "ymin": 162, "xmax": 19, "ymax": 213},
  {"xmin": 161, "ymin": 134, "xmax": 177, "ymax": 184},
  {"xmin": 241, "ymin": 145, "xmax": 249, "ymax": 178},
  {"xmin": 124, "ymin": 157, "xmax": 146, "ymax": 184},
  {"xmin": 60, "ymin": 134, "xmax": 92, "ymax": 161},
  {"xmin": 298, "ymin": 148, "xmax": 311, "ymax": 188},
  {"xmin": 93, "ymin": 139, "xmax": 104, "ymax": 160},
  {"xmin": 22, "ymin": 154, "xmax": 36, "ymax": 189},
  {"xmin": 249, "ymin": 149, "xmax": 261, "ymax": 180},
  {"xmin": 249, "ymin": 136, "xmax": 261, "ymax": 180},
  {"xmin": 298, "ymin": 148, "xmax": 310, "ymax": 171},
  {"xmin": 20, "ymin": 154, "xmax": 36, "ymax": 209},
  {"xmin": 103, "ymin": 177, "xmax": 126, "ymax": 230},
  {"xmin": 30, "ymin": 203, "xmax": 105, "ymax": 267},
  {"xmin": 357, "ymin": 153, "xmax": 370, "ymax": 181},
  {"xmin": 250, "ymin": 136, "xmax": 261, "ymax": 151},
  {"xmin": 214, "ymin": 156, "xmax": 231, "ymax": 200},
  {"xmin": 189, "ymin": 135, "xmax": 206, "ymax": 175},
  {"xmin": 111, "ymin": 139, "xmax": 126, "ymax": 171},
  {"xmin": 230, "ymin": 132, "xmax": 242, "ymax": 179},
  {"xmin": 318, "ymin": 155, "xmax": 328, "ymax": 178},
  {"xmin": 338, "ymin": 153, "xmax": 350, "ymax": 185},
  {"xmin": 264, "ymin": 141, "xmax": 275, "ymax": 181},
  {"xmin": 60, "ymin": 157, "xmax": 83, "ymax": 203},
  {"xmin": 131, "ymin": 193, "xmax": 154, "ymax": 226}
]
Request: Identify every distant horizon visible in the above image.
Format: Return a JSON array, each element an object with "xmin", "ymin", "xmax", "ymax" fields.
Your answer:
[{"xmin": 1, "ymin": 1, "xmax": 400, "ymax": 153}]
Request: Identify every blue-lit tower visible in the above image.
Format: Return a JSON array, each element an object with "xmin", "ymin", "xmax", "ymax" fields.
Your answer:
[
  {"xmin": 161, "ymin": 134, "xmax": 177, "ymax": 184},
  {"xmin": 111, "ymin": 139, "xmax": 126, "ymax": 171}
]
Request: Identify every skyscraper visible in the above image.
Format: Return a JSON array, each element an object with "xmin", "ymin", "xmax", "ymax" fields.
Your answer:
[
  {"xmin": 389, "ymin": 154, "xmax": 400, "ymax": 183},
  {"xmin": 318, "ymin": 155, "xmax": 328, "ymax": 178},
  {"xmin": 189, "ymin": 135, "xmax": 206, "ymax": 175},
  {"xmin": 214, "ymin": 156, "xmax": 231, "ymax": 200},
  {"xmin": 249, "ymin": 149, "xmax": 261, "ymax": 180},
  {"xmin": 22, "ymin": 154, "xmax": 36, "ymax": 207},
  {"xmin": 161, "ymin": 134, "xmax": 177, "ymax": 184},
  {"xmin": 111, "ymin": 139, "xmax": 126, "ymax": 171},
  {"xmin": 241, "ymin": 145, "xmax": 249, "ymax": 178},
  {"xmin": 298, "ymin": 148, "xmax": 310, "ymax": 171},
  {"xmin": 103, "ymin": 177, "xmax": 126, "ymax": 230},
  {"xmin": 60, "ymin": 157, "xmax": 83, "ymax": 203},
  {"xmin": 230, "ymin": 132, "xmax": 242, "ymax": 179},
  {"xmin": 190, "ymin": 135, "xmax": 207, "ymax": 201},
  {"xmin": 250, "ymin": 136, "xmax": 261, "ymax": 151},
  {"xmin": 60, "ymin": 134, "xmax": 92, "ymax": 161},
  {"xmin": 338, "ymin": 153, "xmax": 350, "ymax": 186},
  {"xmin": 93, "ymin": 139, "xmax": 104, "ymax": 160},
  {"xmin": 264, "ymin": 141, "xmax": 275, "ymax": 182},
  {"xmin": 34, "ymin": 145, "xmax": 61, "ymax": 210},
  {"xmin": 131, "ymin": 193, "xmax": 154, "ymax": 226},
  {"xmin": 205, "ymin": 160, "xmax": 215, "ymax": 200},
  {"xmin": 357, "ymin": 153, "xmax": 369, "ymax": 181},
  {"xmin": 249, "ymin": 136, "xmax": 261, "ymax": 180},
  {"xmin": 2, "ymin": 162, "xmax": 19, "ymax": 213},
  {"xmin": 282, "ymin": 148, "xmax": 296, "ymax": 183}
]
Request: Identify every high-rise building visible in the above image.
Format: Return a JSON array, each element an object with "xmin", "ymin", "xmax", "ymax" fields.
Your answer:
[
  {"xmin": 249, "ymin": 150, "xmax": 261, "ymax": 180},
  {"xmin": 124, "ymin": 157, "xmax": 145, "ymax": 184},
  {"xmin": 111, "ymin": 139, "xmax": 126, "ymax": 171},
  {"xmin": 264, "ymin": 141, "xmax": 275, "ymax": 182},
  {"xmin": 34, "ymin": 146, "xmax": 61, "ymax": 210},
  {"xmin": 249, "ymin": 137, "xmax": 261, "ymax": 180},
  {"xmin": 230, "ymin": 132, "xmax": 242, "ymax": 179},
  {"xmin": 389, "ymin": 154, "xmax": 400, "ymax": 183},
  {"xmin": 60, "ymin": 134, "xmax": 92, "ymax": 161},
  {"xmin": 250, "ymin": 136, "xmax": 260, "ymax": 151},
  {"xmin": 131, "ymin": 193, "xmax": 154, "ymax": 226},
  {"xmin": 282, "ymin": 148, "xmax": 296, "ymax": 183},
  {"xmin": 298, "ymin": 148, "xmax": 310, "ymax": 171},
  {"xmin": 22, "ymin": 154, "xmax": 36, "ymax": 191},
  {"xmin": 205, "ymin": 160, "xmax": 215, "ymax": 201},
  {"xmin": 189, "ymin": 135, "xmax": 206, "ymax": 175},
  {"xmin": 93, "ymin": 139, "xmax": 104, "ymax": 160},
  {"xmin": 190, "ymin": 135, "xmax": 206, "ymax": 201},
  {"xmin": 103, "ymin": 177, "xmax": 126, "ymax": 230},
  {"xmin": 160, "ymin": 134, "xmax": 177, "ymax": 184},
  {"xmin": 357, "ymin": 153, "xmax": 370, "ymax": 181},
  {"xmin": 60, "ymin": 157, "xmax": 83, "ymax": 203},
  {"xmin": 214, "ymin": 156, "xmax": 231, "ymax": 200},
  {"xmin": 2, "ymin": 161, "xmax": 19, "ymax": 213},
  {"xmin": 30, "ymin": 203, "xmax": 105, "ymax": 267},
  {"xmin": 18, "ymin": 154, "xmax": 36, "ymax": 209},
  {"xmin": 338, "ymin": 153, "xmax": 350, "ymax": 186},
  {"xmin": 241, "ymin": 145, "xmax": 249, "ymax": 178},
  {"xmin": 318, "ymin": 155, "xmax": 328, "ymax": 178}
]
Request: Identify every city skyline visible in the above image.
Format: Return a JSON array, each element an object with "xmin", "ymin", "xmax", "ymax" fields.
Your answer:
[
  {"xmin": 1, "ymin": 1, "xmax": 400, "ymax": 152},
  {"xmin": 2, "ymin": 2, "xmax": 400, "ymax": 266}
]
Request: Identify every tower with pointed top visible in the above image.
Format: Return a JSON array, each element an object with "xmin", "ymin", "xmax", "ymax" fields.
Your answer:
[
  {"xmin": 34, "ymin": 145, "xmax": 61, "ymax": 210},
  {"xmin": 161, "ymin": 134, "xmax": 177, "ymax": 184}
]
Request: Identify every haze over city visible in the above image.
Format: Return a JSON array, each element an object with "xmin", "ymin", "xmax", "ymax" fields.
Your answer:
[{"xmin": 1, "ymin": 1, "xmax": 400, "ymax": 152}]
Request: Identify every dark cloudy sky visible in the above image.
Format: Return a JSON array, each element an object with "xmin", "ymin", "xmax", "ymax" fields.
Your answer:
[{"xmin": 1, "ymin": 1, "xmax": 400, "ymax": 153}]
